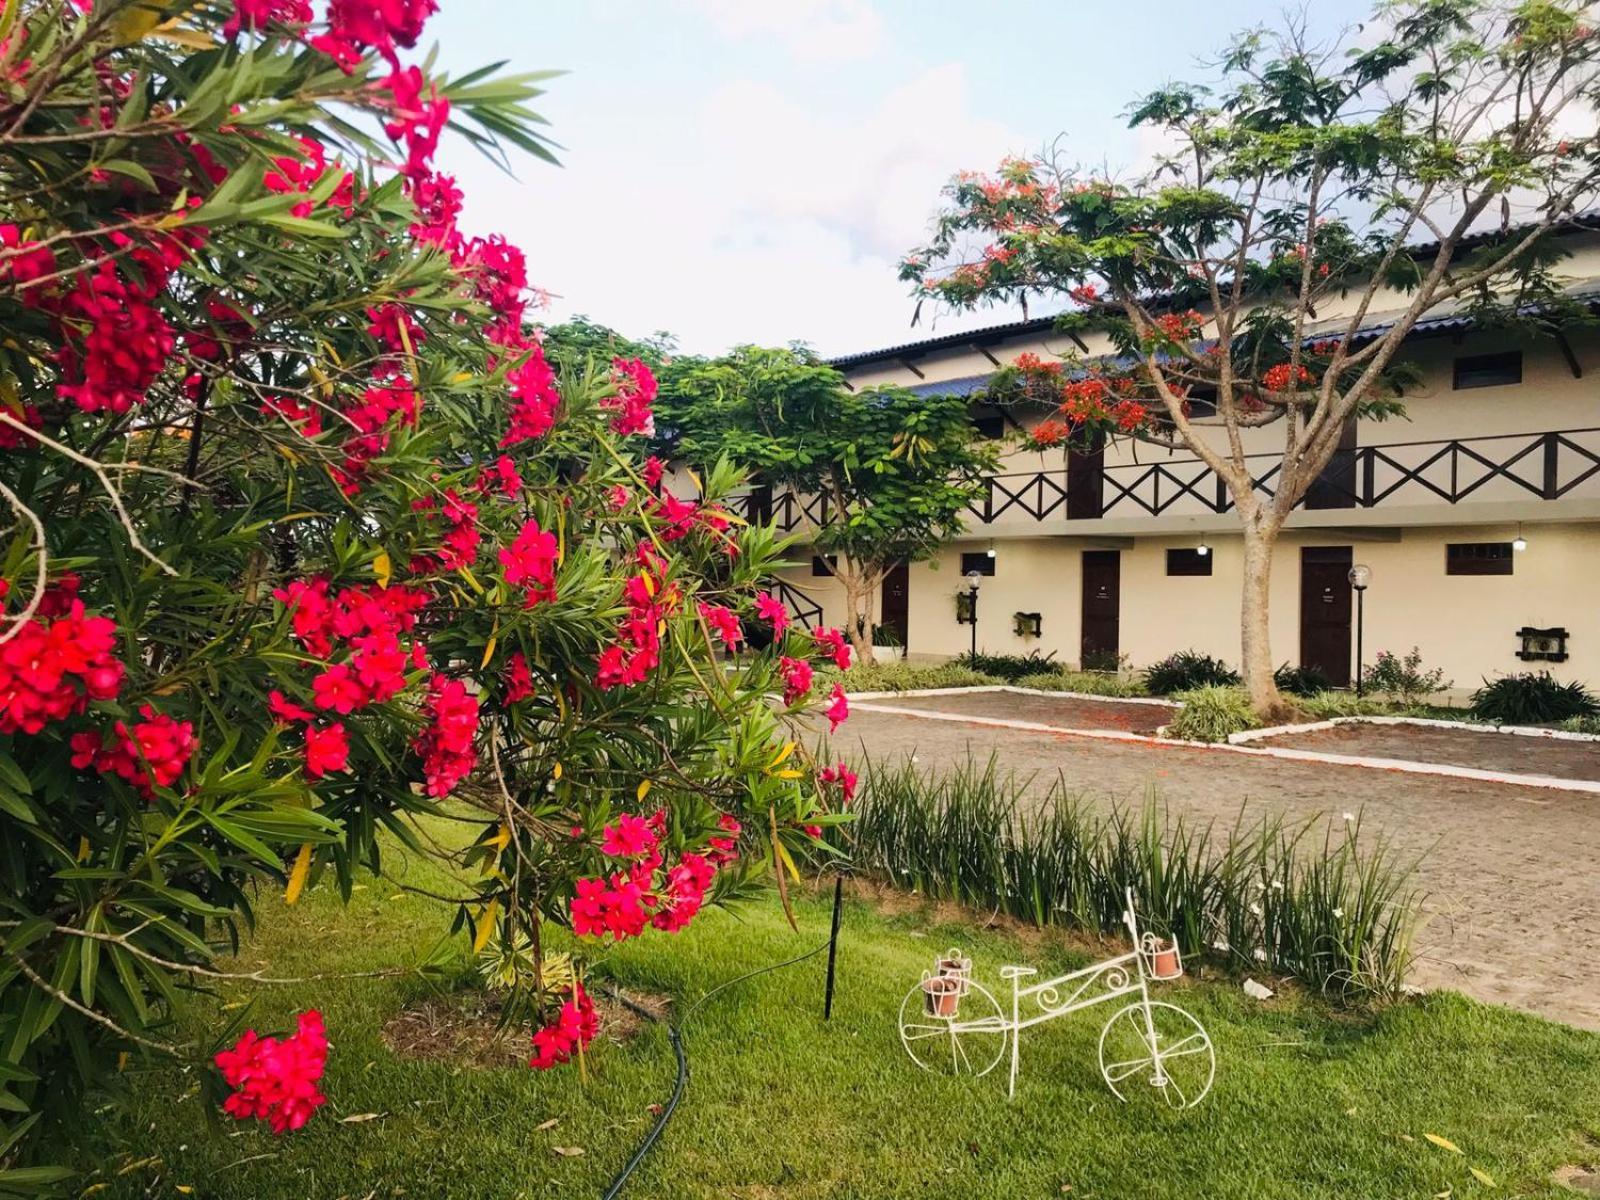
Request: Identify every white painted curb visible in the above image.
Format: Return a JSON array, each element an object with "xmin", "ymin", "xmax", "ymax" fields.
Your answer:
[
  {"xmin": 850, "ymin": 701, "xmax": 1598, "ymax": 798},
  {"xmin": 848, "ymin": 684, "xmax": 1179, "ymax": 708},
  {"xmin": 1230, "ymin": 714, "xmax": 1600, "ymax": 745}
]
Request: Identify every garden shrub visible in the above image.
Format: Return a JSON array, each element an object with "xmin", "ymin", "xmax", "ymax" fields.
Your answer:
[
  {"xmin": 0, "ymin": 1, "xmax": 846, "ymax": 1169},
  {"xmin": 1362, "ymin": 647, "xmax": 1451, "ymax": 705},
  {"xmin": 1274, "ymin": 663, "xmax": 1333, "ymax": 697},
  {"xmin": 1165, "ymin": 686, "xmax": 1259, "ymax": 742},
  {"xmin": 956, "ymin": 649, "xmax": 1059, "ymax": 682},
  {"xmin": 1471, "ymin": 673, "xmax": 1600, "ymax": 724},
  {"xmin": 1561, "ymin": 714, "xmax": 1600, "ymax": 735},
  {"xmin": 843, "ymin": 755, "xmax": 1421, "ymax": 1000},
  {"xmin": 1143, "ymin": 650, "xmax": 1241, "ymax": 695},
  {"xmin": 1012, "ymin": 671, "xmax": 1150, "ymax": 697}
]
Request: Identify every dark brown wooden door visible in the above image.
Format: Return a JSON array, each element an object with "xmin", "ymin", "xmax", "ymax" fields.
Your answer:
[
  {"xmin": 1300, "ymin": 546, "xmax": 1353, "ymax": 686},
  {"xmin": 1080, "ymin": 550, "xmax": 1120, "ymax": 668},
  {"xmin": 1066, "ymin": 432, "xmax": 1105, "ymax": 520},
  {"xmin": 1304, "ymin": 418, "xmax": 1358, "ymax": 510},
  {"xmin": 879, "ymin": 562, "xmax": 909, "ymax": 649}
]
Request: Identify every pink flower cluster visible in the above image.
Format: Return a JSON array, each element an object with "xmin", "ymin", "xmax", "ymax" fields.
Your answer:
[
  {"xmin": 413, "ymin": 674, "xmax": 478, "ymax": 797},
  {"xmin": 819, "ymin": 761, "xmax": 859, "ymax": 804},
  {"xmin": 603, "ymin": 357, "xmax": 657, "ymax": 437},
  {"xmin": 529, "ymin": 982, "xmax": 598, "ymax": 1071},
  {"xmin": 698, "ymin": 601, "xmax": 742, "ymax": 648},
  {"xmin": 779, "ymin": 656, "xmax": 813, "ymax": 707},
  {"xmin": 571, "ymin": 808, "xmax": 738, "ymax": 941},
  {"xmin": 263, "ymin": 135, "xmax": 356, "ymax": 219},
  {"xmin": 596, "ymin": 551, "xmax": 675, "ymax": 691},
  {"xmin": 70, "ymin": 705, "xmax": 197, "ymax": 800},
  {"xmin": 499, "ymin": 519, "xmax": 559, "ymax": 606},
  {"xmin": 270, "ymin": 578, "xmax": 429, "ymax": 779},
  {"xmin": 215, "ymin": 1010, "xmax": 329, "ymax": 1135},
  {"xmin": 812, "ymin": 626, "xmax": 851, "ymax": 671},
  {"xmin": 0, "ymin": 584, "xmax": 124, "ymax": 735}
]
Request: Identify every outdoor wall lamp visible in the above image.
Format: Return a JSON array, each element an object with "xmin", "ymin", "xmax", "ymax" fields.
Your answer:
[
  {"xmin": 1513, "ymin": 523, "xmax": 1528, "ymax": 552},
  {"xmin": 959, "ymin": 569, "xmax": 982, "ymax": 657},
  {"xmin": 1196, "ymin": 539, "xmax": 1210, "ymax": 557},
  {"xmin": 1348, "ymin": 563, "xmax": 1371, "ymax": 696}
]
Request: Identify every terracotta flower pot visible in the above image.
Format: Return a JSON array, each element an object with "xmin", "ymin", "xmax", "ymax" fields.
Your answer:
[
  {"xmin": 922, "ymin": 975, "xmax": 962, "ymax": 1017},
  {"xmin": 1148, "ymin": 938, "xmax": 1183, "ymax": 980}
]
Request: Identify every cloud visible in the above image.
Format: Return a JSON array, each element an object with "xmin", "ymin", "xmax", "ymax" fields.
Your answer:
[
  {"xmin": 682, "ymin": 0, "xmax": 885, "ymax": 64},
  {"xmin": 444, "ymin": 60, "xmax": 1028, "ymax": 358}
]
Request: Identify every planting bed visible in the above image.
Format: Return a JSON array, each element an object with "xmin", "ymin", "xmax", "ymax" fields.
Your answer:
[
  {"xmin": 1251, "ymin": 722, "xmax": 1600, "ymax": 782},
  {"xmin": 866, "ymin": 689, "xmax": 1177, "ymax": 735}
]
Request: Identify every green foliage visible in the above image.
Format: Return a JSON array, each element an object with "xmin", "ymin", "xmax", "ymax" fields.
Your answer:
[
  {"xmin": 1471, "ymin": 672, "xmax": 1600, "ymax": 724},
  {"xmin": 1560, "ymin": 714, "xmax": 1600, "ymax": 735},
  {"xmin": 821, "ymin": 663, "xmax": 1000, "ymax": 694},
  {"xmin": 654, "ymin": 346, "xmax": 998, "ymax": 640},
  {"xmin": 1143, "ymin": 651, "xmax": 1241, "ymax": 695},
  {"xmin": 1274, "ymin": 663, "xmax": 1334, "ymax": 697},
  {"xmin": 1363, "ymin": 648, "xmax": 1452, "ymax": 705},
  {"xmin": 1165, "ymin": 686, "xmax": 1260, "ymax": 742},
  {"xmin": 843, "ymin": 755, "xmax": 1421, "ymax": 999},
  {"xmin": 955, "ymin": 650, "xmax": 1059, "ymax": 682},
  {"xmin": 1012, "ymin": 671, "xmax": 1151, "ymax": 697}
]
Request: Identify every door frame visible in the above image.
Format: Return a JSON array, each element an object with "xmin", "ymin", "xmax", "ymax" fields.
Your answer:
[
  {"xmin": 1298, "ymin": 545, "xmax": 1354, "ymax": 686},
  {"xmin": 1079, "ymin": 549, "xmax": 1121, "ymax": 668}
]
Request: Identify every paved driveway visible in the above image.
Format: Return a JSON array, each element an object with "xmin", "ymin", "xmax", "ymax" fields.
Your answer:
[{"xmin": 829, "ymin": 706, "xmax": 1600, "ymax": 1029}]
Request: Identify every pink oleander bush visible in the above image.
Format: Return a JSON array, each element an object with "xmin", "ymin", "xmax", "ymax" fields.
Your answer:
[{"xmin": 0, "ymin": 0, "xmax": 850, "ymax": 1170}]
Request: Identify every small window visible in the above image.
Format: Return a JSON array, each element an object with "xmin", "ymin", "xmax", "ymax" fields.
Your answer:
[
  {"xmin": 810, "ymin": 554, "xmax": 838, "ymax": 577},
  {"xmin": 1166, "ymin": 548, "xmax": 1213, "ymax": 577},
  {"xmin": 1183, "ymin": 387, "xmax": 1218, "ymax": 419},
  {"xmin": 1453, "ymin": 351, "xmax": 1521, "ymax": 390},
  {"xmin": 960, "ymin": 551, "xmax": 996, "ymax": 576},
  {"xmin": 1446, "ymin": 542, "xmax": 1513, "ymax": 576},
  {"xmin": 972, "ymin": 412, "xmax": 1006, "ymax": 440}
]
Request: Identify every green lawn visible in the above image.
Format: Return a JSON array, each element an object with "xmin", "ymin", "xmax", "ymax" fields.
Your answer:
[{"xmin": 61, "ymin": 851, "xmax": 1600, "ymax": 1199}]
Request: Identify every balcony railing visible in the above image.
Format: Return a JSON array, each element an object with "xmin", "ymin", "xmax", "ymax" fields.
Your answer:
[{"xmin": 731, "ymin": 428, "xmax": 1600, "ymax": 533}]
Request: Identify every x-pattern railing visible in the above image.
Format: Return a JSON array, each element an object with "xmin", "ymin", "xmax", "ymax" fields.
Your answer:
[{"xmin": 727, "ymin": 428, "xmax": 1600, "ymax": 532}]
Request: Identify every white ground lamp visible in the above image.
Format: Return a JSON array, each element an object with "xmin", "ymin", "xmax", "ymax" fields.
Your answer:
[{"xmin": 1348, "ymin": 563, "xmax": 1371, "ymax": 695}]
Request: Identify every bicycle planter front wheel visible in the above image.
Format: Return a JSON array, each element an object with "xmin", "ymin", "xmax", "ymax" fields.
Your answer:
[
  {"xmin": 1097, "ymin": 1000, "xmax": 1215, "ymax": 1109},
  {"xmin": 898, "ymin": 978, "xmax": 1009, "ymax": 1079}
]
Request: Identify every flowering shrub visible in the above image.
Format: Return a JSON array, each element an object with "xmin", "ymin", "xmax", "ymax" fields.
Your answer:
[{"xmin": 0, "ymin": 0, "xmax": 846, "ymax": 1169}]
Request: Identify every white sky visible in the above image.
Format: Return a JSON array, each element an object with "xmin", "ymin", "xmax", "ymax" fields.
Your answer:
[{"xmin": 429, "ymin": 0, "xmax": 1372, "ymax": 358}]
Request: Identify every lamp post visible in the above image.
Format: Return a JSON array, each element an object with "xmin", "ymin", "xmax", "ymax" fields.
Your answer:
[
  {"xmin": 962, "ymin": 569, "xmax": 982, "ymax": 658},
  {"xmin": 1348, "ymin": 563, "xmax": 1371, "ymax": 695}
]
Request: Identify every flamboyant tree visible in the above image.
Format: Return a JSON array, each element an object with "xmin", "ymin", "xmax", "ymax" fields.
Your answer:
[
  {"xmin": 903, "ymin": 0, "xmax": 1600, "ymax": 716},
  {"xmin": 0, "ymin": 0, "xmax": 849, "ymax": 1175},
  {"xmin": 656, "ymin": 346, "xmax": 998, "ymax": 660}
]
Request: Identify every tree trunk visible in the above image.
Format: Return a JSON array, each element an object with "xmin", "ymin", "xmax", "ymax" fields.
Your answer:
[
  {"xmin": 840, "ymin": 564, "xmax": 876, "ymax": 664},
  {"xmin": 1239, "ymin": 518, "xmax": 1290, "ymax": 720}
]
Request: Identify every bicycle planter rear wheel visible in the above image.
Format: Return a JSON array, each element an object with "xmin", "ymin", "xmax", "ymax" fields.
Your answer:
[
  {"xmin": 1097, "ymin": 1000, "xmax": 1215, "ymax": 1108},
  {"xmin": 898, "ymin": 978, "xmax": 1009, "ymax": 1078}
]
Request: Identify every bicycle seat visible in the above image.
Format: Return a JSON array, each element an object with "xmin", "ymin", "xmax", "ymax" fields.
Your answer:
[{"xmin": 999, "ymin": 965, "xmax": 1038, "ymax": 980}]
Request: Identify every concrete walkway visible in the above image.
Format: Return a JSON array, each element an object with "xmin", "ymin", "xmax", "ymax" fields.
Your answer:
[{"xmin": 830, "ymin": 706, "xmax": 1600, "ymax": 1030}]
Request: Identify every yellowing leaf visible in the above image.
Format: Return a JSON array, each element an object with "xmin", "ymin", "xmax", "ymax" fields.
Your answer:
[
  {"xmin": 176, "ymin": 1186, "xmax": 195, "ymax": 1195},
  {"xmin": 284, "ymin": 842, "xmax": 313, "ymax": 906},
  {"xmin": 551, "ymin": 1145, "xmax": 585, "ymax": 1158},
  {"xmin": 488, "ymin": 823, "xmax": 511, "ymax": 852},
  {"xmin": 111, "ymin": 2, "xmax": 166, "ymax": 44},
  {"xmin": 1469, "ymin": 1167, "xmax": 1496, "ymax": 1188},
  {"xmin": 552, "ymin": 761, "xmax": 563, "ymax": 780},
  {"xmin": 473, "ymin": 898, "xmax": 500, "ymax": 954},
  {"xmin": 774, "ymin": 837, "xmax": 800, "ymax": 884},
  {"xmin": 534, "ymin": 1118, "xmax": 560, "ymax": 1131},
  {"xmin": 636, "ymin": 779, "xmax": 651, "ymax": 802},
  {"xmin": 1424, "ymin": 1134, "xmax": 1462, "ymax": 1154},
  {"xmin": 775, "ymin": 768, "xmax": 804, "ymax": 779},
  {"xmin": 373, "ymin": 551, "xmax": 392, "ymax": 588},
  {"xmin": 766, "ymin": 741, "xmax": 797, "ymax": 770},
  {"xmin": 480, "ymin": 634, "xmax": 497, "ymax": 669},
  {"xmin": 339, "ymin": 1112, "xmax": 383, "ymax": 1124},
  {"xmin": 77, "ymin": 835, "xmax": 91, "ymax": 863}
]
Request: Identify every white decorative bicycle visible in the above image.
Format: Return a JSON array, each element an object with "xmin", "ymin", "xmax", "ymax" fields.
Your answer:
[{"xmin": 897, "ymin": 889, "xmax": 1215, "ymax": 1108}]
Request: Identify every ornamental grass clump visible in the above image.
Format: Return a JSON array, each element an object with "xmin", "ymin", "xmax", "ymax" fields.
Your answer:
[
  {"xmin": 1012, "ymin": 670, "xmax": 1150, "ymax": 697},
  {"xmin": 843, "ymin": 756, "xmax": 1422, "ymax": 1001},
  {"xmin": 821, "ymin": 662, "xmax": 1000, "ymax": 693},
  {"xmin": 1165, "ymin": 686, "xmax": 1259, "ymax": 742},
  {"xmin": 1143, "ymin": 650, "xmax": 1241, "ymax": 696}
]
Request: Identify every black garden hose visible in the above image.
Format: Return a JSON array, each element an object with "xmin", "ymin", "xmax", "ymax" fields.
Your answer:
[{"xmin": 599, "ymin": 935, "xmax": 834, "ymax": 1200}]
